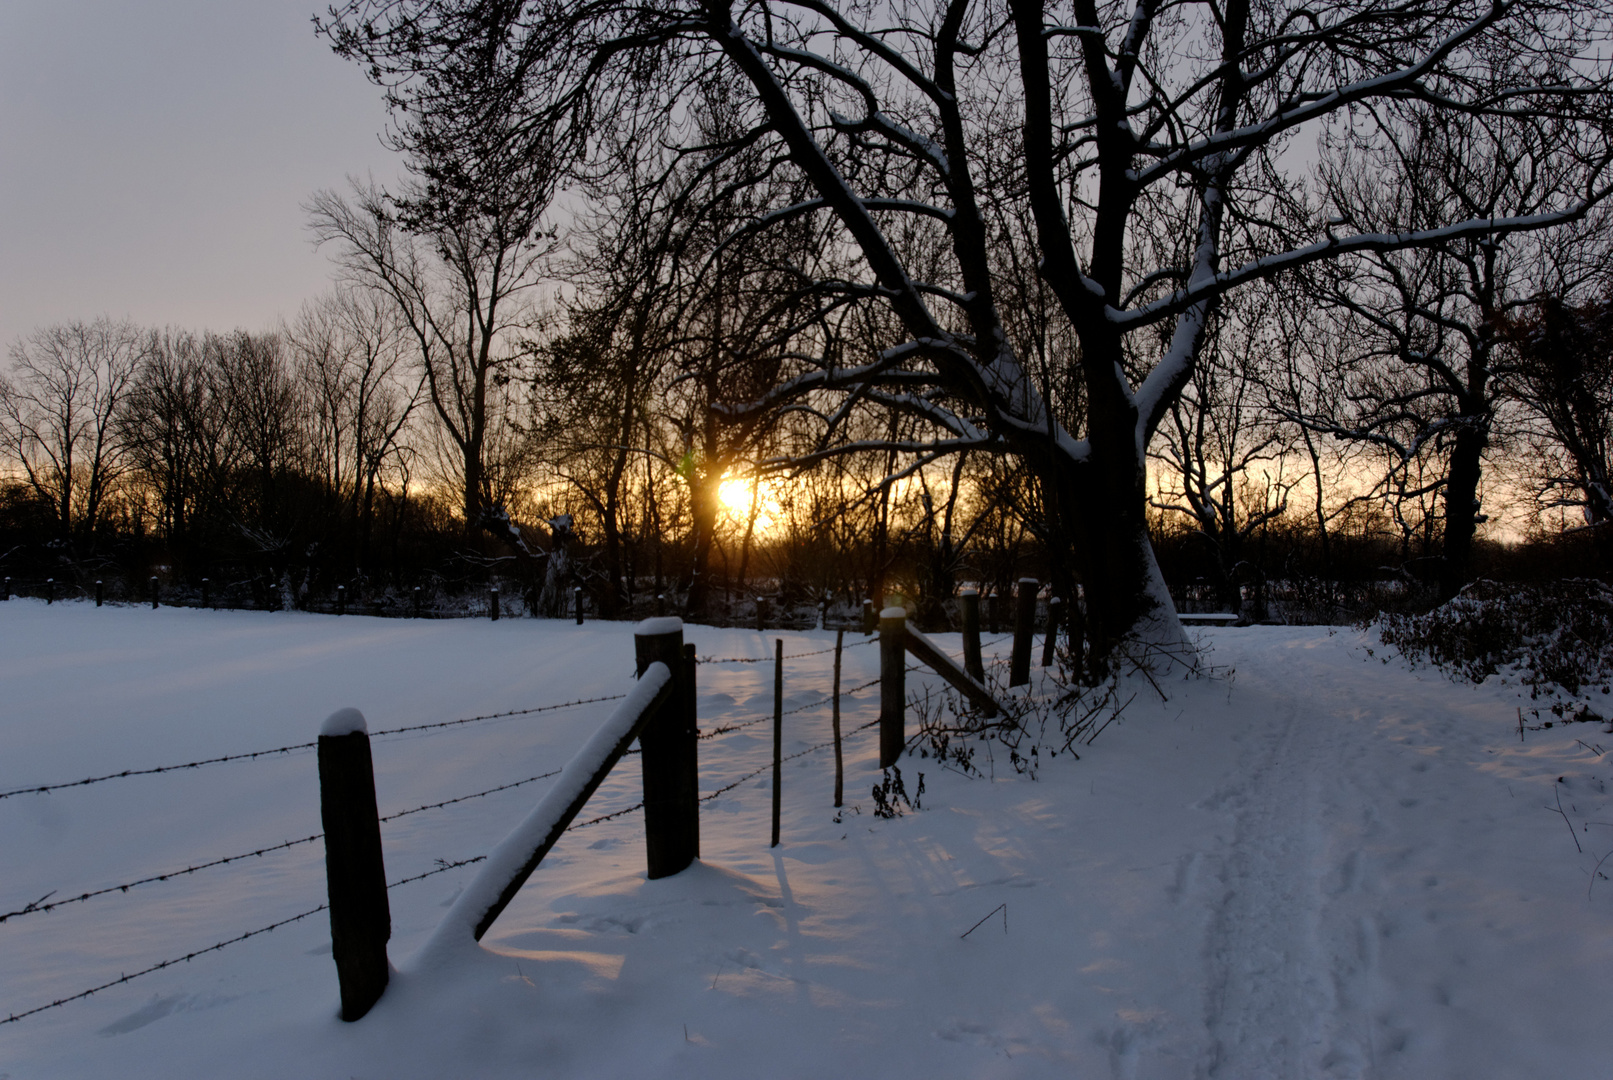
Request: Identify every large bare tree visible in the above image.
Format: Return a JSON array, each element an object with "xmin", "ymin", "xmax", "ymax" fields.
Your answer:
[{"xmin": 322, "ymin": 0, "xmax": 1613, "ymax": 665}]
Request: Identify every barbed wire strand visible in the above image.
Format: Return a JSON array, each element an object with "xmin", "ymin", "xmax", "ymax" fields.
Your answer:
[
  {"xmin": 369, "ymin": 696, "xmax": 627, "ymax": 738},
  {"xmin": 698, "ymin": 636, "xmax": 878, "ymax": 665},
  {"xmin": 0, "ymin": 854, "xmax": 490, "ymax": 1026},
  {"xmin": 0, "ymin": 769, "xmax": 565, "ymax": 926},
  {"xmin": 0, "ymin": 696, "xmax": 623, "ymax": 802}
]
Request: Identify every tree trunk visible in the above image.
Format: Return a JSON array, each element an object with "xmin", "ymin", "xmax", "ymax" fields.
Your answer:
[
  {"xmin": 683, "ymin": 469, "xmax": 721, "ymax": 618},
  {"xmin": 1439, "ymin": 421, "xmax": 1486, "ymax": 600}
]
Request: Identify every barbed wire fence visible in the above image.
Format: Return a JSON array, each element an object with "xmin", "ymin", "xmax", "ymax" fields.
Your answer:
[{"xmin": 1, "ymin": 626, "xmax": 1013, "ymax": 1026}]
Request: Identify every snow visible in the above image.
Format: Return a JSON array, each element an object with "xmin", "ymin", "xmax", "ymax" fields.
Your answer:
[
  {"xmin": 634, "ymin": 616, "xmax": 685, "ymax": 637},
  {"xmin": 319, "ymin": 708, "xmax": 367, "ymax": 738},
  {"xmin": 4, "ymin": 602, "xmax": 1613, "ymax": 1077}
]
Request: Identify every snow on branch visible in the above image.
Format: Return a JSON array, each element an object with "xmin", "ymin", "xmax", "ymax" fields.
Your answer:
[{"xmin": 1118, "ymin": 200, "xmax": 1613, "ymax": 329}]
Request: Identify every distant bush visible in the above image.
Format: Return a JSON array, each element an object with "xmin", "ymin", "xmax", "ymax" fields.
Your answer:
[{"xmin": 1376, "ymin": 579, "xmax": 1613, "ymax": 703}]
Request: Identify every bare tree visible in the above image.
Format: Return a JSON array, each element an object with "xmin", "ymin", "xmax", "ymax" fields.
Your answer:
[
  {"xmin": 285, "ymin": 287, "xmax": 422, "ymax": 565},
  {"xmin": 308, "ymin": 164, "xmax": 552, "ymax": 531},
  {"xmin": 323, "ymin": 0, "xmax": 1613, "ymax": 665},
  {"xmin": 1151, "ymin": 292, "xmax": 1294, "ymax": 612},
  {"xmin": 1283, "ymin": 101, "xmax": 1611, "ymax": 596},
  {"xmin": 0, "ymin": 317, "xmax": 145, "ymax": 544},
  {"xmin": 1498, "ymin": 291, "xmax": 1613, "ymax": 529}
]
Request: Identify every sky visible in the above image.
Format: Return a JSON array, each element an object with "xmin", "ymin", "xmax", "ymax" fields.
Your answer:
[{"xmin": 0, "ymin": 1, "xmax": 404, "ymax": 350}]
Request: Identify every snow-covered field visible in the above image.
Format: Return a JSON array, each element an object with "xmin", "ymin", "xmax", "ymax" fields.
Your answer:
[{"xmin": 3, "ymin": 601, "xmax": 1611, "ymax": 1078}]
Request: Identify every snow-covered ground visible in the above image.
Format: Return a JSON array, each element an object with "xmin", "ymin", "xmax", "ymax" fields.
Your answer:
[{"xmin": 3, "ymin": 601, "xmax": 1611, "ymax": 1078}]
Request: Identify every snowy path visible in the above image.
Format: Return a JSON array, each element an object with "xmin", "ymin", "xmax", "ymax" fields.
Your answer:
[{"xmin": 3, "ymin": 608, "xmax": 1612, "ymax": 1078}]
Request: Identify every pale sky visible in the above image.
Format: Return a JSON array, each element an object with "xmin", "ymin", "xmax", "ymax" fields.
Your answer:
[{"xmin": 0, "ymin": 1, "xmax": 403, "ymax": 349}]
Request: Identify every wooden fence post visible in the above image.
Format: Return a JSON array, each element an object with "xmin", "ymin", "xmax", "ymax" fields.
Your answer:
[
  {"xmin": 317, "ymin": 708, "xmax": 390, "ymax": 1022},
  {"xmin": 771, "ymin": 638, "xmax": 783, "ymax": 847},
  {"xmin": 3, "ymin": 578, "xmax": 9, "ymax": 600},
  {"xmin": 201, "ymin": 577, "xmax": 210, "ymax": 609},
  {"xmin": 862, "ymin": 598, "xmax": 875, "ymax": 633},
  {"xmin": 960, "ymin": 588, "xmax": 983, "ymax": 682},
  {"xmin": 1042, "ymin": 596, "xmax": 1062, "ymax": 667},
  {"xmin": 336, "ymin": 585, "xmax": 346, "ymax": 616},
  {"xmin": 634, "ymin": 618, "xmax": 698, "ymax": 878},
  {"xmin": 95, "ymin": 579, "xmax": 104, "ymax": 607},
  {"xmin": 574, "ymin": 586, "xmax": 584, "ymax": 625},
  {"xmin": 150, "ymin": 576, "xmax": 160, "ymax": 610},
  {"xmin": 756, "ymin": 596, "xmax": 769, "ymax": 632},
  {"xmin": 412, "ymin": 586, "xmax": 422, "ymax": 618},
  {"xmin": 832, "ymin": 629, "xmax": 844, "ymax": 808},
  {"xmin": 879, "ymin": 607, "xmax": 907, "ymax": 768},
  {"xmin": 1010, "ymin": 578, "xmax": 1038, "ymax": 687},
  {"xmin": 489, "ymin": 586, "xmax": 500, "ymax": 621},
  {"xmin": 45, "ymin": 578, "xmax": 54, "ymax": 605},
  {"xmin": 819, "ymin": 592, "xmax": 829, "ymax": 630}
]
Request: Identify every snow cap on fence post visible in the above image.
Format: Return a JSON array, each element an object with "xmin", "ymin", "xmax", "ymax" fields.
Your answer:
[
  {"xmin": 634, "ymin": 617, "xmax": 698, "ymax": 878},
  {"xmin": 321, "ymin": 707, "xmax": 368, "ymax": 737},
  {"xmin": 879, "ymin": 607, "xmax": 907, "ymax": 768},
  {"xmin": 317, "ymin": 707, "xmax": 390, "ymax": 1021}
]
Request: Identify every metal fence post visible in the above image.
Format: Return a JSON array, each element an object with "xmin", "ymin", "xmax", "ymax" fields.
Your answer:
[
  {"xmin": 879, "ymin": 607, "xmax": 907, "ymax": 768},
  {"xmin": 771, "ymin": 638, "xmax": 783, "ymax": 847}
]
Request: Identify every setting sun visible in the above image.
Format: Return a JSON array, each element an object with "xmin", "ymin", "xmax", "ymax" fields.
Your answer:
[{"xmin": 718, "ymin": 475, "xmax": 782, "ymax": 533}]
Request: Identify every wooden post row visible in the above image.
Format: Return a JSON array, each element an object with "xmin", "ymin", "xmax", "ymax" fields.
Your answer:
[
  {"xmin": 634, "ymin": 620, "xmax": 699, "ymax": 878},
  {"xmin": 490, "ymin": 586, "xmax": 500, "ymax": 621},
  {"xmin": 95, "ymin": 579, "xmax": 104, "ymax": 607},
  {"xmin": 317, "ymin": 708, "xmax": 391, "ymax": 1022},
  {"xmin": 1009, "ymin": 578, "xmax": 1038, "ymax": 687}
]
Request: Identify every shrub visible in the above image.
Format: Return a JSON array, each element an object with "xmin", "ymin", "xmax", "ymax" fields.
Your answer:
[{"xmin": 1376, "ymin": 579, "xmax": 1613, "ymax": 699}]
